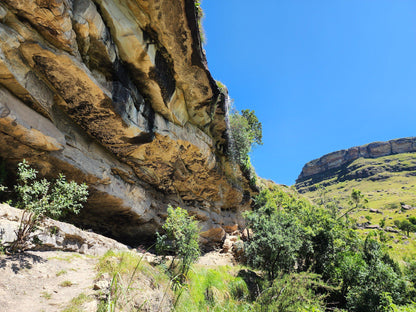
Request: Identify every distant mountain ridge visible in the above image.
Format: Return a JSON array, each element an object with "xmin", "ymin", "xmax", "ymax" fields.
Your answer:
[{"xmin": 296, "ymin": 137, "xmax": 416, "ymax": 185}]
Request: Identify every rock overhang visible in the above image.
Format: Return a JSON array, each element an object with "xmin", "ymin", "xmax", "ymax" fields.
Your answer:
[{"xmin": 0, "ymin": 0, "xmax": 253, "ymax": 244}]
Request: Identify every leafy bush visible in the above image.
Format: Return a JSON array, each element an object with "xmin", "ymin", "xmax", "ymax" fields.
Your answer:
[
  {"xmin": 156, "ymin": 205, "xmax": 200, "ymax": 284},
  {"xmin": 194, "ymin": 1, "xmax": 206, "ymax": 44},
  {"xmin": 244, "ymin": 204, "xmax": 303, "ymax": 280},
  {"xmin": 342, "ymin": 235, "xmax": 407, "ymax": 311},
  {"xmin": 408, "ymin": 216, "xmax": 416, "ymax": 225},
  {"xmin": 8, "ymin": 160, "xmax": 88, "ymax": 252},
  {"xmin": 253, "ymin": 272, "xmax": 326, "ymax": 312}
]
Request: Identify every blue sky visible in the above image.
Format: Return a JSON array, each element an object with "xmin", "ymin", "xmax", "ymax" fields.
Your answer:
[{"xmin": 201, "ymin": 1, "xmax": 416, "ymax": 186}]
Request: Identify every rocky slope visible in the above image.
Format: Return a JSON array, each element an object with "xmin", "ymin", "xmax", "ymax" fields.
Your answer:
[
  {"xmin": 296, "ymin": 137, "xmax": 416, "ymax": 188},
  {"xmin": 0, "ymin": 0, "xmax": 252, "ymax": 244}
]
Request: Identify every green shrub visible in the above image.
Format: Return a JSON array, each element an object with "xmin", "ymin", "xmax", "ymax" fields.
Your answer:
[
  {"xmin": 156, "ymin": 205, "xmax": 200, "ymax": 284},
  {"xmin": 344, "ymin": 236, "xmax": 408, "ymax": 312},
  {"xmin": 244, "ymin": 207, "xmax": 303, "ymax": 280},
  {"xmin": 8, "ymin": 160, "xmax": 88, "ymax": 252},
  {"xmin": 253, "ymin": 272, "xmax": 326, "ymax": 312}
]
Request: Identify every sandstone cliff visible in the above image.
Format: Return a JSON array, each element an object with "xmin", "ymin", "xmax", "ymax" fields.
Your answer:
[
  {"xmin": 0, "ymin": 0, "xmax": 252, "ymax": 243},
  {"xmin": 296, "ymin": 137, "xmax": 416, "ymax": 187}
]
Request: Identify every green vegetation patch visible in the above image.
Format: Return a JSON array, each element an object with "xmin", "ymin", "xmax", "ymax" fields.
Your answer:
[
  {"xmin": 175, "ymin": 265, "xmax": 253, "ymax": 312},
  {"xmin": 297, "ymin": 153, "xmax": 416, "ymax": 260}
]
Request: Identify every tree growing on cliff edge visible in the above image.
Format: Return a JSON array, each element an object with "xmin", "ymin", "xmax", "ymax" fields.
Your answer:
[{"xmin": 229, "ymin": 109, "xmax": 263, "ymax": 165}]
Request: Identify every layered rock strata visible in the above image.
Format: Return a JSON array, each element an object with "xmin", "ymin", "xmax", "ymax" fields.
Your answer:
[
  {"xmin": 296, "ymin": 137, "xmax": 416, "ymax": 186},
  {"xmin": 0, "ymin": 0, "xmax": 252, "ymax": 243}
]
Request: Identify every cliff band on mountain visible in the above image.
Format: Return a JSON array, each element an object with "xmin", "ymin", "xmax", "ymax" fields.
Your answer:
[{"xmin": 296, "ymin": 137, "xmax": 416, "ymax": 191}]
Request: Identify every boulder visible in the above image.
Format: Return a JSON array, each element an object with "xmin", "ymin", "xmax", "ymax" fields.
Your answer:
[
  {"xmin": 223, "ymin": 224, "xmax": 239, "ymax": 233},
  {"xmin": 232, "ymin": 240, "xmax": 245, "ymax": 262},
  {"xmin": 222, "ymin": 238, "xmax": 233, "ymax": 253},
  {"xmin": 365, "ymin": 224, "xmax": 381, "ymax": 230},
  {"xmin": 241, "ymin": 228, "xmax": 253, "ymax": 241},
  {"xmin": 385, "ymin": 227, "xmax": 399, "ymax": 233},
  {"xmin": 200, "ymin": 227, "xmax": 226, "ymax": 243},
  {"xmin": 0, "ymin": 204, "xmax": 128, "ymax": 255}
]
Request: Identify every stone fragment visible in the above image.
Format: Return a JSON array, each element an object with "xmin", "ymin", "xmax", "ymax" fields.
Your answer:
[
  {"xmin": 401, "ymin": 204, "xmax": 412, "ymax": 210},
  {"xmin": 364, "ymin": 224, "xmax": 381, "ymax": 230},
  {"xmin": 385, "ymin": 227, "xmax": 399, "ymax": 233},
  {"xmin": 222, "ymin": 238, "xmax": 233, "ymax": 253},
  {"xmin": 93, "ymin": 280, "xmax": 110, "ymax": 291},
  {"xmin": 223, "ymin": 224, "xmax": 239, "ymax": 233},
  {"xmin": 232, "ymin": 240, "xmax": 245, "ymax": 262},
  {"xmin": 200, "ymin": 227, "xmax": 226, "ymax": 243},
  {"xmin": 241, "ymin": 228, "xmax": 253, "ymax": 241}
]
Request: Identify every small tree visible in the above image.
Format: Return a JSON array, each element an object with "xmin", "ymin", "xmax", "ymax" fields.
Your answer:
[
  {"xmin": 156, "ymin": 206, "xmax": 200, "ymax": 284},
  {"xmin": 229, "ymin": 109, "xmax": 263, "ymax": 165},
  {"xmin": 8, "ymin": 160, "xmax": 88, "ymax": 252},
  {"xmin": 338, "ymin": 189, "xmax": 368, "ymax": 220},
  {"xmin": 244, "ymin": 207, "xmax": 303, "ymax": 280},
  {"xmin": 394, "ymin": 220, "xmax": 416, "ymax": 237}
]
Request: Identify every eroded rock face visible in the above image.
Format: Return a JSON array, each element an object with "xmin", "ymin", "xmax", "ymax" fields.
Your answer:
[
  {"xmin": 296, "ymin": 137, "xmax": 416, "ymax": 184},
  {"xmin": 0, "ymin": 0, "xmax": 252, "ymax": 244}
]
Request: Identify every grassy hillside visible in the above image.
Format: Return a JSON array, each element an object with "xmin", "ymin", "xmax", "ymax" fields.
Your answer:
[
  {"xmin": 296, "ymin": 153, "xmax": 416, "ymax": 208},
  {"xmin": 295, "ymin": 152, "xmax": 416, "ymax": 261}
]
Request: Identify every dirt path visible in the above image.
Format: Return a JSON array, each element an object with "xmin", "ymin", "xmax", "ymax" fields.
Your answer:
[
  {"xmin": 0, "ymin": 251, "xmax": 98, "ymax": 312},
  {"xmin": 197, "ymin": 250, "xmax": 234, "ymax": 267}
]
